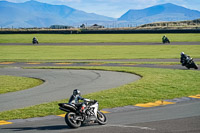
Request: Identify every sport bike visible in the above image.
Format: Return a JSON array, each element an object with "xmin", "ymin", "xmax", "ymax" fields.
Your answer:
[
  {"xmin": 32, "ymin": 39, "xmax": 39, "ymax": 44},
  {"xmin": 181, "ymin": 56, "xmax": 198, "ymax": 69},
  {"xmin": 58, "ymin": 99, "xmax": 107, "ymax": 128},
  {"xmin": 162, "ymin": 37, "xmax": 170, "ymax": 44}
]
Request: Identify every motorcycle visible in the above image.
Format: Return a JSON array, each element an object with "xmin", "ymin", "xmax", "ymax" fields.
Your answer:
[
  {"xmin": 58, "ymin": 99, "xmax": 107, "ymax": 128},
  {"xmin": 181, "ymin": 56, "xmax": 198, "ymax": 69},
  {"xmin": 32, "ymin": 39, "xmax": 39, "ymax": 44},
  {"xmin": 162, "ymin": 37, "xmax": 170, "ymax": 44}
]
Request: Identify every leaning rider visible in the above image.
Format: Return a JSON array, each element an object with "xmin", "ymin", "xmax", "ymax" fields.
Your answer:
[
  {"xmin": 180, "ymin": 52, "xmax": 189, "ymax": 66},
  {"xmin": 33, "ymin": 37, "xmax": 37, "ymax": 42},
  {"xmin": 162, "ymin": 35, "xmax": 166, "ymax": 41},
  {"xmin": 69, "ymin": 89, "xmax": 85, "ymax": 113}
]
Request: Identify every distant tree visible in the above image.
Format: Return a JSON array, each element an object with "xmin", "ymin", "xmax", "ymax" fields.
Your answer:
[
  {"xmin": 50, "ymin": 25, "xmax": 73, "ymax": 29},
  {"xmin": 93, "ymin": 24, "xmax": 98, "ymax": 26},
  {"xmin": 80, "ymin": 24, "xmax": 86, "ymax": 28}
]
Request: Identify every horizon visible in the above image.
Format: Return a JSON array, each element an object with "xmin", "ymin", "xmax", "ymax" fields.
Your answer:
[{"xmin": 1, "ymin": 0, "xmax": 200, "ymax": 18}]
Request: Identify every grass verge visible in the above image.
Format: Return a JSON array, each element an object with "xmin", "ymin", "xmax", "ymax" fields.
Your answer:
[
  {"xmin": 0, "ymin": 75, "xmax": 43, "ymax": 94},
  {"xmin": 0, "ymin": 33, "xmax": 200, "ymax": 43},
  {"xmin": 0, "ymin": 45, "xmax": 200, "ymax": 61},
  {"xmin": 0, "ymin": 66, "xmax": 199, "ymax": 120}
]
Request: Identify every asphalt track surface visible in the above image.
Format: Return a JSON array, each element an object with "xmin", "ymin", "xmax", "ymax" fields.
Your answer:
[
  {"xmin": 0, "ymin": 68, "xmax": 140, "ymax": 112},
  {"xmin": 0, "ymin": 42, "xmax": 200, "ymax": 133},
  {"xmin": 0, "ymin": 42, "xmax": 200, "ymax": 45}
]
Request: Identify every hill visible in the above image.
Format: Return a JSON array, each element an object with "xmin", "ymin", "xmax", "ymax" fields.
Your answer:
[
  {"xmin": 0, "ymin": 0, "xmax": 115, "ymax": 28},
  {"xmin": 138, "ymin": 18, "xmax": 200, "ymax": 29},
  {"xmin": 118, "ymin": 3, "xmax": 200, "ymax": 25}
]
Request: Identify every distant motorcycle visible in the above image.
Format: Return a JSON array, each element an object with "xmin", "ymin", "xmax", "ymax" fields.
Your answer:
[
  {"xmin": 181, "ymin": 56, "xmax": 198, "ymax": 69},
  {"xmin": 162, "ymin": 37, "xmax": 170, "ymax": 44},
  {"xmin": 58, "ymin": 99, "xmax": 107, "ymax": 128},
  {"xmin": 32, "ymin": 38, "xmax": 39, "ymax": 44}
]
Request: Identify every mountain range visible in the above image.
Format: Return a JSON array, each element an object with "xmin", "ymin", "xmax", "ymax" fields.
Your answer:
[
  {"xmin": 0, "ymin": 0, "xmax": 200, "ymax": 28},
  {"xmin": 0, "ymin": 0, "xmax": 115, "ymax": 28},
  {"xmin": 118, "ymin": 3, "xmax": 200, "ymax": 25}
]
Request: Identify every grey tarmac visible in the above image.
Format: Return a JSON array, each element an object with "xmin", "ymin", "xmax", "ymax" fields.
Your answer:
[
  {"xmin": 1, "ymin": 99, "xmax": 200, "ymax": 133},
  {"xmin": 0, "ymin": 42, "xmax": 200, "ymax": 45},
  {"xmin": 0, "ymin": 42, "xmax": 199, "ymax": 133},
  {"xmin": 0, "ymin": 67, "xmax": 140, "ymax": 112}
]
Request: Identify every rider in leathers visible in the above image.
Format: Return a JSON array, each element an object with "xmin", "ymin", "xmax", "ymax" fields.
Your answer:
[
  {"xmin": 180, "ymin": 52, "xmax": 189, "ymax": 66},
  {"xmin": 69, "ymin": 89, "xmax": 85, "ymax": 113}
]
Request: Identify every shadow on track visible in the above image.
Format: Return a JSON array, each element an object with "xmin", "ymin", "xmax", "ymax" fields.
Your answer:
[
  {"xmin": 2, "ymin": 125, "xmax": 70, "ymax": 131},
  {"xmin": 2, "ymin": 123, "xmax": 102, "ymax": 132}
]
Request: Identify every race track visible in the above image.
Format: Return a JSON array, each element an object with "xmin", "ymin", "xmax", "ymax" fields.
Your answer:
[
  {"xmin": 0, "ymin": 42, "xmax": 200, "ymax": 133},
  {"xmin": 0, "ymin": 68, "xmax": 140, "ymax": 112},
  {"xmin": 0, "ymin": 42, "xmax": 200, "ymax": 45}
]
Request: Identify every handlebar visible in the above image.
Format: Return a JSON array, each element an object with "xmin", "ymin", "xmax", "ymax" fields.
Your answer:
[{"xmin": 84, "ymin": 99, "xmax": 97, "ymax": 104}]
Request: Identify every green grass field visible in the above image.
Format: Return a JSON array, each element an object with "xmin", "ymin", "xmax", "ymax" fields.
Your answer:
[
  {"xmin": 0, "ymin": 45, "xmax": 200, "ymax": 62},
  {"xmin": 0, "ymin": 75, "xmax": 43, "ymax": 94},
  {"xmin": 0, "ymin": 66, "xmax": 199, "ymax": 120},
  {"xmin": 0, "ymin": 33, "xmax": 199, "ymax": 120},
  {"xmin": 0, "ymin": 33, "xmax": 200, "ymax": 43}
]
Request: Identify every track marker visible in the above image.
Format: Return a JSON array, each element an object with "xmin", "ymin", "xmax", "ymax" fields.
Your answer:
[
  {"xmin": 26, "ymin": 62, "xmax": 41, "ymax": 64},
  {"xmin": 0, "ymin": 120, "xmax": 13, "ymax": 125},
  {"xmin": 135, "ymin": 100, "xmax": 175, "ymax": 108},
  {"xmin": 57, "ymin": 114, "xmax": 65, "ymax": 117},
  {"xmin": 54, "ymin": 63, "xmax": 73, "ymax": 65},
  {"xmin": 100, "ymin": 110, "xmax": 110, "ymax": 114},
  {"xmin": 0, "ymin": 62, "xmax": 15, "ymax": 64},
  {"xmin": 189, "ymin": 94, "xmax": 200, "ymax": 99},
  {"xmin": 87, "ymin": 63, "xmax": 105, "ymax": 65}
]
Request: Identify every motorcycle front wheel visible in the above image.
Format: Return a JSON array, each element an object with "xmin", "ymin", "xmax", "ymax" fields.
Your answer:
[
  {"xmin": 193, "ymin": 63, "xmax": 198, "ymax": 69},
  {"xmin": 97, "ymin": 111, "xmax": 107, "ymax": 125},
  {"xmin": 65, "ymin": 112, "xmax": 81, "ymax": 128}
]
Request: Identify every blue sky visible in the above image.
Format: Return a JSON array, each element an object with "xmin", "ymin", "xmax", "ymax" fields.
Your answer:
[{"xmin": 2, "ymin": 0, "xmax": 200, "ymax": 18}]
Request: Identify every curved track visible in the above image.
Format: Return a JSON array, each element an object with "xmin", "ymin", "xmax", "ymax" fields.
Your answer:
[
  {"xmin": 0, "ymin": 42, "xmax": 200, "ymax": 133},
  {"xmin": 0, "ymin": 68, "xmax": 140, "ymax": 112}
]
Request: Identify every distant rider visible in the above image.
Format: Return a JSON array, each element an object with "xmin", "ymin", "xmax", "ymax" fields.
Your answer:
[
  {"xmin": 32, "ymin": 37, "xmax": 38, "ymax": 44},
  {"xmin": 180, "ymin": 52, "xmax": 189, "ymax": 66},
  {"xmin": 162, "ymin": 35, "xmax": 166, "ymax": 41},
  {"xmin": 162, "ymin": 35, "xmax": 170, "ymax": 43},
  {"xmin": 69, "ymin": 89, "xmax": 85, "ymax": 113}
]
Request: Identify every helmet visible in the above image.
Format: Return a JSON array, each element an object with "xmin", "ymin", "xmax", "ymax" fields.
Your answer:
[
  {"xmin": 181, "ymin": 52, "xmax": 184, "ymax": 56},
  {"xmin": 73, "ymin": 89, "xmax": 81, "ymax": 96}
]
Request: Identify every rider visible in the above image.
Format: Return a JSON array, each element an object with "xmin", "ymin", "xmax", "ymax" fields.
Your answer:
[
  {"xmin": 162, "ymin": 35, "xmax": 170, "ymax": 43},
  {"xmin": 69, "ymin": 89, "xmax": 86, "ymax": 113},
  {"xmin": 32, "ymin": 37, "xmax": 38, "ymax": 44},
  {"xmin": 180, "ymin": 52, "xmax": 189, "ymax": 66},
  {"xmin": 162, "ymin": 35, "xmax": 166, "ymax": 41}
]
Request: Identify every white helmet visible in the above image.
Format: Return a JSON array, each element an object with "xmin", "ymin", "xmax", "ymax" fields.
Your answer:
[{"xmin": 181, "ymin": 52, "xmax": 184, "ymax": 56}]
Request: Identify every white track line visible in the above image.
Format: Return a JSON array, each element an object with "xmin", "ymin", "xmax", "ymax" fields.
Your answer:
[{"xmin": 107, "ymin": 124, "xmax": 156, "ymax": 131}]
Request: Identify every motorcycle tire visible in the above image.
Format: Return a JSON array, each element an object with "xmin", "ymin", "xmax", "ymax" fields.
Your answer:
[
  {"xmin": 97, "ymin": 111, "xmax": 107, "ymax": 125},
  {"xmin": 65, "ymin": 112, "xmax": 81, "ymax": 128},
  {"xmin": 186, "ymin": 66, "xmax": 190, "ymax": 69},
  {"xmin": 194, "ymin": 63, "xmax": 198, "ymax": 69}
]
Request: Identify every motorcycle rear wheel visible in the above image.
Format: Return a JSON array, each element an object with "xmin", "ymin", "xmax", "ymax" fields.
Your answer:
[
  {"xmin": 97, "ymin": 111, "xmax": 107, "ymax": 125},
  {"xmin": 65, "ymin": 112, "xmax": 81, "ymax": 128}
]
